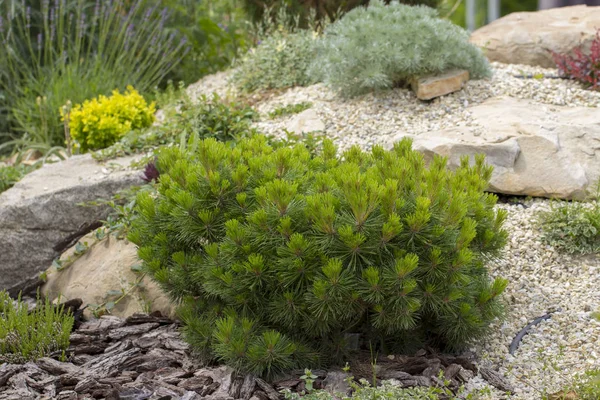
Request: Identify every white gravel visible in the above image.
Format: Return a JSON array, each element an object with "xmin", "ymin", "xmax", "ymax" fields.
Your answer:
[
  {"xmin": 476, "ymin": 199, "xmax": 600, "ymax": 399},
  {"xmin": 187, "ymin": 63, "xmax": 600, "ymax": 399}
]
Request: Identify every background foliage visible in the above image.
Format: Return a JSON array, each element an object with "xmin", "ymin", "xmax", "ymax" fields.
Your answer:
[{"xmin": 0, "ymin": 0, "xmax": 188, "ymax": 156}]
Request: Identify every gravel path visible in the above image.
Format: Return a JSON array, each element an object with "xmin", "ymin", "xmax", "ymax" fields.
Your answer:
[
  {"xmin": 477, "ymin": 200, "xmax": 600, "ymax": 399},
  {"xmin": 187, "ymin": 63, "xmax": 600, "ymax": 399},
  {"xmin": 187, "ymin": 62, "xmax": 600, "ymax": 153}
]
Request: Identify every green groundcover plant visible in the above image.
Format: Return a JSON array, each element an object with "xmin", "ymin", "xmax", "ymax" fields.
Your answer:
[
  {"xmin": 538, "ymin": 199, "xmax": 600, "ymax": 255},
  {"xmin": 311, "ymin": 0, "xmax": 491, "ymax": 97},
  {"xmin": 130, "ymin": 135, "xmax": 508, "ymax": 379},
  {"xmin": 0, "ymin": 291, "xmax": 73, "ymax": 363}
]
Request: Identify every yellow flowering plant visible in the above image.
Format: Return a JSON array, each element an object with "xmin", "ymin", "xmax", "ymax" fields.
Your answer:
[{"xmin": 62, "ymin": 86, "xmax": 156, "ymax": 153}]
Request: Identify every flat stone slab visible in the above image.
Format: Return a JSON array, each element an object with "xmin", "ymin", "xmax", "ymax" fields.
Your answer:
[
  {"xmin": 285, "ymin": 109, "xmax": 325, "ymax": 134},
  {"xmin": 388, "ymin": 96, "xmax": 600, "ymax": 200},
  {"xmin": 411, "ymin": 70, "xmax": 470, "ymax": 101},
  {"xmin": 0, "ymin": 154, "xmax": 143, "ymax": 292}
]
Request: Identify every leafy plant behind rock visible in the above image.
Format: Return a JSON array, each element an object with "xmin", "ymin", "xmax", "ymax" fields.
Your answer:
[
  {"xmin": 553, "ymin": 29, "xmax": 600, "ymax": 91},
  {"xmin": 311, "ymin": 0, "xmax": 491, "ymax": 97},
  {"xmin": 130, "ymin": 135, "xmax": 508, "ymax": 379},
  {"xmin": 0, "ymin": 163, "xmax": 38, "ymax": 194},
  {"xmin": 0, "ymin": 0, "xmax": 188, "ymax": 156},
  {"xmin": 0, "ymin": 291, "xmax": 73, "ymax": 363}
]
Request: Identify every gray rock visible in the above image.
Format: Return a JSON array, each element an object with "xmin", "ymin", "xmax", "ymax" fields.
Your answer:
[
  {"xmin": 470, "ymin": 5, "xmax": 600, "ymax": 68},
  {"xmin": 323, "ymin": 371, "xmax": 351, "ymax": 397},
  {"xmin": 390, "ymin": 96, "xmax": 600, "ymax": 199},
  {"xmin": 0, "ymin": 153, "xmax": 143, "ymax": 292}
]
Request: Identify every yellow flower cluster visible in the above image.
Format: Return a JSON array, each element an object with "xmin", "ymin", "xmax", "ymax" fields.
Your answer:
[{"xmin": 62, "ymin": 86, "xmax": 155, "ymax": 152}]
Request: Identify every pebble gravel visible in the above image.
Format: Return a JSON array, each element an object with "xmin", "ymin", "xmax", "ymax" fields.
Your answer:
[{"xmin": 475, "ymin": 199, "xmax": 600, "ymax": 399}]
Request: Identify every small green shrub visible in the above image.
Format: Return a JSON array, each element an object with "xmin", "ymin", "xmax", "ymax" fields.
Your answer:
[
  {"xmin": 538, "ymin": 200, "xmax": 600, "ymax": 255},
  {"xmin": 130, "ymin": 135, "xmax": 507, "ymax": 378},
  {"xmin": 0, "ymin": 291, "xmax": 73, "ymax": 363},
  {"xmin": 66, "ymin": 86, "xmax": 156, "ymax": 153},
  {"xmin": 0, "ymin": 163, "xmax": 37, "ymax": 194},
  {"xmin": 311, "ymin": 1, "xmax": 491, "ymax": 97},
  {"xmin": 180, "ymin": 94, "xmax": 259, "ymax": 141},
  {"xmin": 269, "ymin": 102, "xmax": 313, "ymax": 119},
  {"xmin": 233, "ymin": 29, "xmax": 319, "ymax": 92}
]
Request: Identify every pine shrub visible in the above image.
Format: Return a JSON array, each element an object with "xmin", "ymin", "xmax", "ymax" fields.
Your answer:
[
  {"xmin": 311, "ymin": 0, "xmax": 491, "ymax": 97},
  {"xmin": 130, "ymin": 135, "xmax": 508, "ymax": 378}
]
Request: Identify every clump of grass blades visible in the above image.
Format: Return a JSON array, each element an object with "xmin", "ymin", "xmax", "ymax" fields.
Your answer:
[
  {"xmin": 0, "ymin": 0, "xmax": 190, "ymax": 157},
  {"xmin": 0, "ymin": 291, "xmax": 74, "ymax": 364}
]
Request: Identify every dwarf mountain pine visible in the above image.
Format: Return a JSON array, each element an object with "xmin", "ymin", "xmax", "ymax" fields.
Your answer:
[{"xmin": 129, "ymin": 135, "xmax": 508, "ymax": 379}]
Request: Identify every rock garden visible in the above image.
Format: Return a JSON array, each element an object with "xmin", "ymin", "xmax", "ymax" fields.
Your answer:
[{"xmin": 0, "ymin": 1, "xmax": 599, "ymax": 399}]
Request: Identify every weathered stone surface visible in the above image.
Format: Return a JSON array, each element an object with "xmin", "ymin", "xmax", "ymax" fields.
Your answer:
[
  {"xmin": 323, "ymin": 371, "xmax": 351, "ymax": 397},
  {"xmin": 41, "ymin": 234, "xmax": 176, "ymax": 319},
  {"xmin": 411, "ymin": 70, "xmax": 470, "ymax": 101},
  {"xmin": 479, "ymin": 367, "xmax": 515, "ymax": 393},
  {"xmin": 285, "ymin": 109, "xmax": 325, "ymax": 134},
  {"xmin": 0, "ymin": 154, "xmax": 143, "ymax": 292},
  {"xmin": 470, "ymin": 5, "xmax": 600, "ymax": 68},
  {"xmin": 389, "ymin": 96, "xmax": 600, "ymax": 199}
]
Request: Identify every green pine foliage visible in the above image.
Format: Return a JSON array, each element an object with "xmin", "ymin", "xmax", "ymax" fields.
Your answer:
[
  {"xmin": 130, "ymin": 135, "xmax": 508, "ymax": 378},
  {"xmin": 233, "ymin": 29, "xmax": 319, "ymax": 92},
  {"xmin": 0, "ymin": 291, "xmax": 73, "ymax": 363},
  {"xmin": 311, "ymin": 1, "xmax": 491, "ymax": 97}
]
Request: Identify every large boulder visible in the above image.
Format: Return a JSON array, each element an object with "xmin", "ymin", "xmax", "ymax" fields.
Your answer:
[
  {"xmin": 0, "ymin": 154, "xmax": 143, "ymax": 293},
  {"xmin": 470, "ymin": 5, "xmax": 600, "ymax": 68},
  {"xmin": 41, "ymin": 234, "xmax": 175, "ymax": 319},
  {"xmin": 389, "ymin": 96, "xmax": 600, "ymax": 199}
]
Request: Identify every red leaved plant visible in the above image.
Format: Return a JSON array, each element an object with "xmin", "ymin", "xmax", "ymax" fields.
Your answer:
[{"xmin": 552, "ymin": 29, "xmax": 600, "ymax": 90}]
